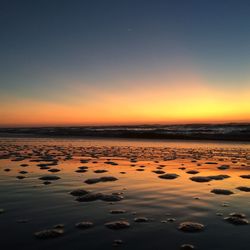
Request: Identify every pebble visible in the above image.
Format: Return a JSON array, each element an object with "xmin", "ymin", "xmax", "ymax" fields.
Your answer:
[
  {"xmin": 39, "ymin": 175, "xmax": 60, "ymax": 181},
  {"xmin": 211, "ymin": 189, "xmax": 234, "ymax": 195},
  {"xmin": 85, "ymin": 176, "xmax": 118, "ymax": 184},
  {"xmin": 218, "ymin": 165, "xmax": 230, "ymax": 170},
  {"xmin": 190, "ymin": 176, "xmax": 211, "ymax": 182},
  {"xmin": 134, "ymin": 217, "xmax": 149, "ymax": 222},
  {"xmin": 178, "ymin": 222, "xmax": 205, "ymax": 232},
  {"xmin": 186, "ymin": 170, "xmax": 199, "ymax": 175},
  {"xmin": 159, "ymin": 173, "xmax": 179, "ymax": 180},
  {"xmin": 76, "ymin": 193, "xmax": 103, "ymax": 202},
  {"xmin": 113, "ymin": 239, "xmax": 123, "ymax": 247},
  {"xmin": 236, "ymin": 186, "xmax": 250, "ymax": 192},
  {"xmin": 152, "ymin": 170, "xmax": 165, "ymax": 174},
  {"xmin": 224, "ymin": 213, "xmax": 249, "ymax": 225},
  {"xmin": 94, "ymin": 169, "xmax": 108, "ymax": 173},
  {"xmin": 70, "ymin": 189, "xmax": 89, "ymax": 196},
  {"xmin": 75, "ymin": 221, "xmax": 94, "ymax": 229},
  {"xmin": 34, "ymin": 228, "xmax": 64, "ymax": 239},
  {"xmin": 240, "ymin": 175, "xmax": 250, "ymax": 179},
  {"xmin": 48, "ymin": 168, "xmax": 60, "ymax": 172},
  {"xmin": 180, "ymin": 244, "xmax": 195, "ymax": 249},
  {"xmin": 110, "ymin": 210, "xmax": 126, "ymax": 214},
  {"xmin": 105, "ymin": 221, "xmax": 130, "ymax": 230}
]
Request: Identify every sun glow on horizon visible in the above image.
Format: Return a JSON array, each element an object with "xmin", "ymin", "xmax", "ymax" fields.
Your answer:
[{"xmin": 1, "ymin": 69, "xmax": 249, "ymax": 127}]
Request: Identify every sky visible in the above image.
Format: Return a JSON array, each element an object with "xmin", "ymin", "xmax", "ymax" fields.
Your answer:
[{"xmin": 0, "ymin": 0, "xmax": 250, "ymax": 126}]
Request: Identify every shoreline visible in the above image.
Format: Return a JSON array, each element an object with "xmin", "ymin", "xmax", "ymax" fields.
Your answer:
[
  {"xmin": 0, "ymin": 133, "xmax": 250, "ymax": 143},
  {"xmin": 0, "ymin": 123, "xmax": 249, "ymax": 142}
]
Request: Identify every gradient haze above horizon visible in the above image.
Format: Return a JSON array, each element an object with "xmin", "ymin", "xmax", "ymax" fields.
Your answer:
[{"xmin": 0, "ymin": 0, "xmax": 250, "ymax": 126}]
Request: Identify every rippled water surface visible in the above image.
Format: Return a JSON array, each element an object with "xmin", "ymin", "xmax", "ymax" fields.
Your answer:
[{"xmin": 0, "ymin": 137, "xmax": 250, "ymax": 250}]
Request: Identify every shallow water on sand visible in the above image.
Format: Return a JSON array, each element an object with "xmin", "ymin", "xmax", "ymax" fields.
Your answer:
[{"xmin": 0, "ymin": 137, "xmax": 250, "ymax": 250}]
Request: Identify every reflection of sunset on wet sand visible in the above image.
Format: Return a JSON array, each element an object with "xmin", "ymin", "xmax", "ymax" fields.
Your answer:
[{"xmin": 1, "ymin": 138, "xmax": 250, "ymax": 249}]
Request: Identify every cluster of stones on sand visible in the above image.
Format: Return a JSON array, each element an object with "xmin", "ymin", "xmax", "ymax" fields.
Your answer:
[{"xmin": 0, "ymin": 143, "xmax": 250, "ymax": 249}]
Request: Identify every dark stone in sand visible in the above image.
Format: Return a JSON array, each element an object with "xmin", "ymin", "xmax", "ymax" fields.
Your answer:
[
  {"xmin": 211, "ymin": 189, "xmax": 234, "ymax": 195},
  {"xmin": 105, "ymin": 221, "xmax": 130, "ymax": 230},
  {"xmin": 40, "ymin": 166, "xmax": 50, "ymax": 170},
  {"xmin": 136, "ymin": 169, "xmax": 144, "ymax": 171},
  {"xmin": 205, "ymin": 162, "xmax": 218, "ymax": 164},
  {"xmin": 80, "ymin": 159, "xmax": 89, "ymax": 163},
  {"xmin": 113, "ymin": 239, "xmax": 123, "ymax": 246},
  {"xmin": 84, "ymin": 178, "xmax": 103, "ymax": 184},
  {"xmin": 53, "ymin": 224, "xmax": 64, "ymax": 229},
  {"xmin": 110, "ymin": 210, "xmax": 126, "ymax": 214},
  {"xmin": 34, "ymin": 228, "xmax": 64, "ymax": 239},
  {"xmin": 178, "ymin": 222, "xmax": 205, "ymax": 232},
  {"xmin": 190, "ymin": 176, "xmax": 212, "ymax": 183},
  {"xmin": 16, "ymin": 175, "xmax": 25, "ymax": 179},
  {"xmin": 39, "ymin": 175, "xmax": 60, "ymax": 181},
  {"xmin": 4, "ymin": 168, "xmax": 10, "ymax": 172},
  {"xmin": 70, "ymin": 189, "xmax": 89, "ymax": 196},
  {"xmin": 190, "ymin": 174, "xmax": 230, "ymax": 183},
  {"xmin": 48, "ymin": 168, "xmax": 60, "ymax": 173},
  {"xmin": 43, "ymin": 181, "xmax": 51, "ymax": 185},
  {"xmin": 180, "ymin": 244, "xmax": 195, "ymax": 249},
  {"xmin": 75, "ymin": 169, "xmax": 87, "ymax": 173},
  {"xmin": 209, "ymin": 174, "xmax": 230, "ymax": 180},
  {"xmin": 104, "ymin": 161, "xmax": 118, "ymax": 165},
  {"xmin": 94, "ymin": 169, "xmax": 108, "ymax": 173},
  {"xmin": 101, "ymin": 194, "xmax": 124, "ymax": 202},
  {"xmin": 179, "ymin": 167, "xmax": 186, "ymax": 170},
  {"xmin": 76, "ymin": 193, "xmax": 103, "ymax": 202},
  {"xmin": 152, "ymin": 170, "xmax": 165, "ymax": 174},
  {"xmin": 159, "ymin": 173, "xmax": 179, "ymax": 180},
  {"xmin": 20, "ymin": 164, "xmax": 29, "ymax": 167},
  {"xmin": 75, "ymin": 221, "xmax": 94, "ymax": 229},
  {"xmin": 224, "ymin": 213, "xmax": 249, "ymax": 225},
  {"xmin": 134, "ymin": 217, "xmax": 149, "ymax": 222},
  {"xmin": 79, "ymin": 166, "xmax": 88, "ymax": 170},
  {"xmin": 37, "ymin": 163, "xmax": 50, "ymax": 168},
  {"xmin": 186, "ymin": 170, "xmax": 199, "ymax": 175},
  {"xmin": 240, "ymin": 175, "xmax": 250, "ymax": 179},
  {"xmin": 85, "ymin": 176, "xmax": 118, "ymax": 184},
  {"xmin": 229, "ymin": 213, "xmax": 246, "ymax": 218},
  {"xmin": 236, "ymin": 186, "xmax": 250, "ymax": 192},
  {"xmin": 19, "ymin": 170, "xmax": 28, "ymax": 174},
  {"xmin": 218, "ymin": 165, "xmax": 230, "ymax": 170},
  {"xmin": 167, "ymin": 218, "xmax": 176, "ymax": 222}
]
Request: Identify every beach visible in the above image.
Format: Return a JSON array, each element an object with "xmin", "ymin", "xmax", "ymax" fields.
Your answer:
[{"xmin": 0, "ymin": 137, "xmax": 250, "ymax": 249}]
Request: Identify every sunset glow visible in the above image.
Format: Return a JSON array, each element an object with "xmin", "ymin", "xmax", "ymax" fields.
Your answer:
[
  {"xmin": 1, "ymin": 72, "xmax": 249, "ymax": 126},
  {"xmin": 1, "ymin": 1, "xmax": 249, "ymax": 126}
]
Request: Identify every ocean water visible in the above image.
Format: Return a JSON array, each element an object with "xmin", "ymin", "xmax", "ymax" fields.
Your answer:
[{"xmin": 0, "ymin": 137, "xmax": 250, "ymax": 250}]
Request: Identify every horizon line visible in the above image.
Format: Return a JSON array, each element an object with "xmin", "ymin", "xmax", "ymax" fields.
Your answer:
[{"xmin": 1, "ymin": 121, "xmax": 250, "ymax": 129}]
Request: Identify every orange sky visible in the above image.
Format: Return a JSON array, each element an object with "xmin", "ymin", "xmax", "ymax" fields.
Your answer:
[{"xmin": 1, "ymin": 70, "xmax": 249, "ymax": 126}]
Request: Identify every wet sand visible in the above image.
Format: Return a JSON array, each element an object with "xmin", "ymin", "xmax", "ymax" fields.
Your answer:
[{"xmin": 0, "ymin": 137, "xmax": 250, "ymax": 249}]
